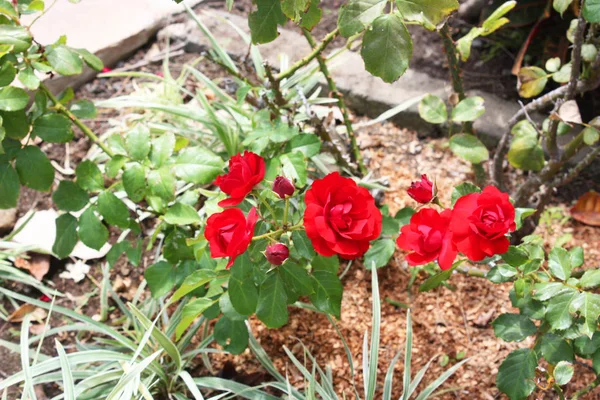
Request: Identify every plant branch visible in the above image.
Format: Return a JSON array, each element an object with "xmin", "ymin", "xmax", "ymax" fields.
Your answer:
[
  {"xmin": 275, "ymin": 28, "xmax": 339, "ymax": 82},
  {"xmin": 40, "ymin": 83, "xmax": 115, "ymax": 158},
  {"xmin": 549, "ymin": 145, "xmax": 600, "ymax": 189},
  {"xmin": 572, "ymin": 376, "xmax": 600, "ymax": 400},
  {"xmin": 302, "ymin": 28, "xmax": 366, "ymax": 176},
  {"xmin": 546, "ymin": 100, "xmax": 563, "ymax": 161},
  {"xmin": 566, "ymin": 6, "xmax": 587, "ymax": 101}
]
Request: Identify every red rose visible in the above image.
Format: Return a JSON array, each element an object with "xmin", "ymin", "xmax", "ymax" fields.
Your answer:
[
  {"xmin": 396, "ymin": 208, "xmax": 457, "ymax": 270},
  {"xmin": 272, "ymin": 176, "xmax": 295, "ymax": 199},
  {"xmin": 205, "ymin": 207, "xmax": 258, "ymax": 268},
  {"xmin": 408, "ymin": 174, "xmax": 434, "ymax": 204},
  {"xmin": 215, "ymin": 151, "xmax": 266, "ymax": 207},
  {"xmin": 450, "ymin": 186, "xmax": 516, "ymax": 261},
  {"xmin": 304, "ymin": 172, "xmax": 382, "ymax": 259},
  {"xmin": 265, "ymin": 243, "xmax": 289, "ymax": 265}
]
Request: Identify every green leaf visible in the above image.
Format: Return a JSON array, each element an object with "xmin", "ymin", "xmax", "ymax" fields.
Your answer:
[
  {"xmin": 515, "ymin": 207, "xmax": 535, "ymax": 230},
  {"xmin": 518, "ymin": 66, "xmax": 548, "ymax": 98},
  {"xmin": 396, "ymin": 0, "xmax": 458, "ymax": 30},
  {"xmin": 15, "ymin": 146, "xmax": 54, "ymax": 191},
  {"xmin": 299, "ymin": 0, "xmax": 322, "ymax": 30},
  {"xmin": 310, "ymin": 270, "xmax": 342, "ymax": 317},
  {"xmin": 106, "ymin": 155, "xmax": 127, "ymax": 179},
  {"xmin": 147, "ymin": 167, "xmax": 176, "ymax": 202},
  {"xmin": 163, "ymin": 228, "xmax": 194, "ymax": 264},
  {"xmin": 451, "ymin": 96, "xmax": 485, "ymax": 122},
  {"xmin": 285, "ymin": 134, "xmax": 321, "ymax": 157},
  {"xmin": 164, "ymin": 203, "xmax": 200, "ymax": 226},
  {"xmin": 553, "ymin": 361, "xmax": 574, "ymax": 386},
  {"xmin": 0, "ymin": 1, "xmax": 17, "ymax": 18},
  {"xmin": 52, "ymin": 213, "xmax": 78, "ymax": 259},
  {"xmin": 145, "ymin": 261, "xmax": 176, "ymax": 299},
  {"xmin": 553, "ymin": 0, "xmax": 573, "ymax": 15},
  {"xmin": 0, "ymin": 110, "xmax": 28, "ymax": 140},
  {"xmin": 228, "ymin": 253, "xmax": 258, "ymax": 315},
  {"xmin": 75, "ymin": 160, "xmax": 104, "ymax": 192},
  {"xmin": 0, "ymin": 62, "xmax": 16, "ymax": 87},
  {"xmin": 533, "ymin": 282, "xmax": 570, "ymax": 301},
  {"xmin": 281, "ymin": 0, "xmax": 309, "ymax": 21},
  {"xmin": 0, "ymin": 25, "xmax": 32, "ymax": 52},
  {"xmin": 492, "ymin": 313, "xmax": 537, "ymax": 342},
  {"xmin": 338, "ymin": 0, "xmax": 386, "ymax": 37},
  {"xmin": 0, "ymin": 86, "xmax": 29, "ymax": 111},
  {"xmin": 540, "ymin": 333, "xmax": 574, "ymax": 364},
  {"xmin": 381, "ymin": 215, "xmax": 400, "ymax": 236},
  {"xmin": 125, "ymin": 125, "xmax": 151, "ymax": 161},
  {"xmin": 580, "ymin": 269, "xmax": 600, "ymax": 289},
  {"xmin": 176, "ymin": 297, "xmax": 215, "ymax": 340},
  {"xmin": 419, "ymin": 267, "xmax": 454, "ymax": 292},
  {"xmin": 171, "ymin": 269, "xmax": 218, "ymax": 303},
  {"xmin": 174, "ymin": 147, "xmax": 225, "ymax": 185},
  {"xmin": 18, "ymin": 66, "xmax": 39, "ymax": 90},
  {"xmin": 97, "ymin": 191, "xmax": 130, "ymax": 228},
  {"xmin": 74, "ymin": 48, "xmax": 103, "ymax": 71},
  {"xmin": 280, "ymin": 151, "xmax": 307, "ymax": 187},
  {"xmin": 450, "ymin": 182, "xmax": 480, "ymax": 206},
  {"xmin": 46, "ymin": 45, "xmax": 83, "ymax": 76},
  {"xmin": 214, "ymin": 316, "xmax": 249, "ymax": 354},
  {"xmin": 219, "ymin": 292, "xmax": 246, "ymax": 321},
  {"xmin": 361, "ymin": 13, "xmax": 412, "ymax": 83},
  {"xmin": 32, "ymin": 114, "xmax": 73, "ymax": 143},
  {"xmin": 583, "ymin": 127, "xmax": 600, "ymax": 145},
  {"xmin": 256, "ymin": 272, "xmax": 289, "ymax": 328},
  {"xmin": 122, "ymin": 163, "xmax": 146, "ymax": 202},
  {"xmin": 0, "ymin": 163, "xmax": 19, "ymax": 208},
  {"xmin": 549, "ymin": 247, "xmax": 571, "ymax": 281},
  {"xmin": 570, "ymin": 292, "xmax": 600, "ymax": 337},
  {"xmin": 545, "ymin": 57, "xmax": 561, "ymax": 73},
  {"xmin": 487, "ymin": 264, "xmax": 517, "ymax": 283},
  {"xmin": 582, "ymin": 44, "xmax": 598, "ymax": 62},
  {"xmin": 395, "ymin": 207, "xmax": 415, "ymax": 226},
  {"xmin": 52, "ymin": 180, "xmax": 88, "ymax": 212},
  {"xmin": 583, "ymin": 0, "xmax": 600, "ymax": 22},
  {"xmin": 448, "ymin": 133, "xmax": 489, "ymax": 164},
  {"xmin": 508, "ymin": 136, "xmax": 545, "ymax": 172},
  {"xmin": 150, "ymin": 132, "xmax": 175, "ymax": 168},
  {"xmin": 546, "ymin": 288, "xmax": 579, "ymax": 330},
  {"xmin": 78, "ymin": 207, "xmax": 108, "ymax": 250},
  {"xmin": 291, "ymin": 230, "xmax": 315, "ymax": 260},
  {"xmin": 569, "ymin": 246, "xmax": 584, "ymax": 269},
  {"xmin": 553, "ymin": 63, "xmax": 572, "ymax": 83},
  {"xmin": 311, "ymin": 254, "xmax": 339, "ymax": 274},
  {"xmin": 248, "ymin": 0, "xmax": 286, "ymax": 44},
  {"xmin": 502, "ymin": 246, "xmax": 529, "ymax": 268},
  {"xmin": 496, "ymin": 348, "xmax": 537, "ymax": 400},
  {"xmin": 364, "ymin": 239, "xmax": 395, "ymax": 269},
  {"xmin": 418, "ymin": 94, "xmax": 447, "ymax": 124},
  {"xmin": 280, "ymin": 263, "xmax": 314, "ymax": 297},
  {"xmin": 69, "ymin": 100, "xmax": 97, "ymax": 119}
]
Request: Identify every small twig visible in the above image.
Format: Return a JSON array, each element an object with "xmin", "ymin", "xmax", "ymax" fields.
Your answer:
[
  {"xmin": 546, "ymin": 100, "xmax": 563, "ymax": 161},
  {"xmin": 275, "ymin": 28, "xmax": 339, "ymax": 82},
  {"xmin": 40, "ymin": 83, "xmax": 114, "ymax": 158},
  {"xmin": 566, "ymin": 5, "xmax": 587, "ymax": 101},
  {"xmin": 549, "ymin": 146, "xmax": 600, "ymax": 189},
  {"xmin": 302, "ymin": 28, "xmax": 365, "ymax": 177},
  {"xmin": 265, "ymin": 63, "xmax": 286, "ymax": 107}
]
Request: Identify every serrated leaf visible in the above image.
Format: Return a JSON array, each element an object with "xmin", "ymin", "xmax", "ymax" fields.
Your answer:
[
  {"xmin": 554, "ymin": 361, "xmax": 574, "ymax": 385},
  {"xmin": 122, "ymin": 163, "xmax": 146, "ymax": 202},
  {"xmin": 147, "ymin": 167, "xmax": 176, "ymax": 202},
  {"xmin": 451, "ymin": 96, "xmax": 485, "ymax": 122},
  {"xmin": 364, "ymin": 238, "xmax": 395, "ymax": 269},
  {"xmin": 396, "ymin": 0, "xmax": 458, "ymax": 30},
  {"xmin": 280, "ymin": 263, "xmax": 314, "ymax": 297},
  {"xmin": 125, "ymin": 125, "xmax": 151, "ymax": 161},
  {"xmin": 583, "ymin": 0, "xmax": 600, "ymax": 22},
  {"xmin": 418, "ymin": 94, "xmax": 447, "ymax": 124},
  {"xmin": 228, "ymin": 253, "xmax": 258, "ymax": 315},
  {"xmin": 508, "ymin": 136, "xmax": 545, "ymax": 172},
  {"xmin": 570, "ymin": 292, "xmax": 600, "ymax": 337},
  {"xmin": 74, "ymin": 48, "xmax": 103, "ymax": 71},
  {"xmin": 361, "ymin": 13, "xmax": 412, "ymax": 83},
  {"xmin": 150, "ymin": 132, "xmax": 175, "ymax": 168},
  {"xmin": 448, "ymin": 133, "xmax": 489, "ymax": 164},
  {"xmin": 256, "ymin": 272, "xmax": 288, "ymax": 328},
  {"xmin": 32, "ymin": 114, "xmax": 73, "ymax": 143},
  {"xmin": 164, "ymin": 203, "xmax": 200, "ymax": 226},
  {"xmin": 69, "ymin": 100, "xmax": 97, "ymax": 119},
  {"xmin": 549, "ymin": 247, "xmax": 571, "ymax": 281},
  {"xmin": 291, "ymin": 230, "xmax": 315, "ymax": 260},
  {"xmin": 52, "ymin": 180, "xmax": 88, "ymax": 212},
  {"xmin": 174, "ymin": 147, "xmax": 224, "ymax": 185},
  {"xmin": 0, "ymin": 25, "xmax": 31, "ymax": 52},
  {"xmin": 52, "ymin": 213, "xmax": 78, "ymax": 259},
  {"xmin": 78, "ymin": 207, "xmax": 108, "ymax": 250},
  {"xmin": 176, "ymin": 297, "xmax": 215, "ymax": 340},
  {"xmin": 540, "ymin": 333, "xmax": 574, "ymax": 364},
  {"xmin": 0, "ymin": 163, "xmax": 19, "ymax": 208},
  {"xmin": 281, "ymin": 0, "xmax": 310, "ymax": 21},
  {"xmin": 492, "ymin": 313, "xmax": 537, "ymax": 342},
  {"xmin": 338, "ymin": 0, "xmax": 386, "ymax": 37},
  {"xmin": 97, "ymin": 192, "xmax": 130, "ymax": 228},
  {"xmin": 0, "ymin": 86, "xmax": 28, "ymax": 111},
  {"xmin": 518, "ymin": 66, "xmax": 548, "ymax": 98},
  {"xmin": 280, "ymin": 151, "xmax": 307, "ymax": 187},
  {"xmin": 450, "ymin": 182, "xmax": 480, "ymax": 206},
  {"xmin": 285, "ymin": 134, "xmax": 321, "ymax": 157},
  {"xmin": 214, "ymin": 316, "xmax": 249, "ymax": 354},
  {"xmin": 46, "ymin": 45, "xmax": 83, "ymax": 76},
  {"xmin": 496, "ymin": 348, "xmax": 537, "ymax": 400},
  {"xmin": 248, "ymin": 0, "xmax": 286, "ymax": 44},
  {"xmin": 145, "ymin": 261, "xmax": 176, "ymax": 299},
  {"xmin": 309, "ymin": 270, "xmax": 342, "ymax": 317},
  {"xmin": 546, "ymin": 288, "xmax": 579, "ymax": 330},
  {"xmin": 299, "ymin": 0, "xmax": 322, "ymax": 30},
  {"xmin": 75, "ymin": 160, "xmax": 104, "ymax": 192},
  {"xmin": 15, "ymin": 146, "xmax": 54, "ymax": 191}
]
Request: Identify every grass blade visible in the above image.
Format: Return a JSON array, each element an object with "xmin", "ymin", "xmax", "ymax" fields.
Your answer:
[
  {"xmin": 20, "ymin": 315, "xmax": 36, "ymax": 400},
  {"xmin": 55, "ymin": 340, "xmax": 76, "ymax": 400},
  {"xmin": 365, "ymin": 264, "xmax": 380, "ymax": 399},
  {"xmin": 383, "ymin": 350, "xmax": 403, "ymax": 400},
  {"xmin": 106, "ymin": 350, "xmax": 161, "ymax": 400},
  {"xmin": 414, "ymin": 359, "xmax": 469, "ymax": 400},
  {"xmin": 401, "ymin": 310, "xmax": 413, "ymax": 400},
  {"xmin": 179, "ymin": 370, "xmax": 205, "ymax": 400}
]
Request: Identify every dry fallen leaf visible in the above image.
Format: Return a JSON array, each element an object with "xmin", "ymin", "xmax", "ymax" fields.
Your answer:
[
  {"xmin": 558, "ymin": 100, "xmax": 582, "ymax": 125},
  {"xmin": 7, "ymin": 304, "xmax": 47, "ymax": 323},
  {"xmin": 571, "ymin": 191, "xmax": 600, "ymax": 226},
  {"xmin": 14, "ymin": 254, "xmax": 50, "ymax": 281}
]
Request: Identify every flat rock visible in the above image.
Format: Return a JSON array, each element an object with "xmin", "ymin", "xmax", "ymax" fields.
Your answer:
[
  {"xmin": 23, "ymin": 0, "xmax": 203, "ymax": 93},
  {"xmin": 0, "ymin": 208, "xmax": 17, "ymax": 232},
  {"xmin": 159, "ymin": 9, "xmax": 519, "ymax": 143}
]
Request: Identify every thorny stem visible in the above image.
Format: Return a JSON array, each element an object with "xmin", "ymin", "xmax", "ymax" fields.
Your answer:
[
  {"xmin": 265, "ymin": 63, "xmax": 286, "ymax": 108},
  {"xmin": 251, "ymin": 223, "xmax": 303, "ymax": 241},
  {"xmin": 283, "ymin": 198, "xmax": 289, "ymax": 227},
  {"xmin": 40, "ymin": 83, "xmax": 115, "ymax": 158},
  {"xmin": 302, "ymin": 28, "xmax": 366, "ymax": 176},
  {"xmin": 275, "ymin": 28, "xmax": 339, "ymax": 82}
]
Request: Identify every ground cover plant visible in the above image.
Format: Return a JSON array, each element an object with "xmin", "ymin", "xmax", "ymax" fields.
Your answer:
[{"xmin": 0, "ymin": 0, "xmax": 599, "ymax": 398}]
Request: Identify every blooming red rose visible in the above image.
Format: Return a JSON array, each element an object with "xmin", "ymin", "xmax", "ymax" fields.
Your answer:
[
  {"xmin": 396, "ymin": 208, "xmax": 457, "ymax": 270},
  {"xmin": 214, "ymin": 151, "xmax": 265, "ymax": 207},
  {"xmin": 450, "ymin": 186, "xmax": 516, "ymax": 261},
  {"xmin": 304, "ymin": 172, "xmax": 382, "ymax": 259},
  {"xmin": 272, "ymin": 176, "xmax": 295, "ymax": 199},
  {"xmin": 265, "ymin": 243, "xmax": 289, "ymax": 265},
  {"xmin": 205, "ymin": 207, "xmax": 258, "ymax": 268},
  {"xmin": 408, "ymin": 174, "xmax": 434, "ymax": 204}
]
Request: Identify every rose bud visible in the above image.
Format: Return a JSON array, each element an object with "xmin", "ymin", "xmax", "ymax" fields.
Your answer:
[
  {"xmin": 407, "ymin": 174, "xmax": 434, "ymax": 204},
  {"xmin": 39, "ymin": 294, "xmax": 51, "ymax": 303},
  {"xmin": 265, "ymin": 243, "xmax": 289, "ymax": 265},
  {"xmin": 101, "ymin": 67, "xmax": 112, "ymax": 73},
  {"xmin": 273, "ymin": 176, "xmax": 295, "ymax": 199}
]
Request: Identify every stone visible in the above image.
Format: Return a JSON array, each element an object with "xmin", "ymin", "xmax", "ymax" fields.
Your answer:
[
  {"xmin": 161, "ymin": 9, "xmax": 520, "ymax": 143},
  {"xmin": 0, "ymin": 208, "xmax": 17, "ymax": 232}
]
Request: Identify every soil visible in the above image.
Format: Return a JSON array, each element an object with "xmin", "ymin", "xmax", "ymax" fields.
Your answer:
[{"xmin": 2, "ymin": 2, "xmax": 600, "ymax": 400}]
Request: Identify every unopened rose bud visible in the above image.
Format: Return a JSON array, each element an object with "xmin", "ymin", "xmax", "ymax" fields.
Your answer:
[
  {"xmin": 101, "ymin": 67, "xmax": 112, "ymax": 73},
  {"xmin": 265, "ymin": 243, "xmax": 289, "ymax": 265},
  {"xmin": 407, "ymin": 174, "xmax": 434, "ymax": 204},
  {"xmin": 272, "ymin": 176, "xmax": 295, "ymax": 199},
  {"xmin": 39, "ymin": 294, "xmax": 51, "ymax": 302}
]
